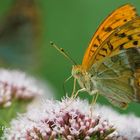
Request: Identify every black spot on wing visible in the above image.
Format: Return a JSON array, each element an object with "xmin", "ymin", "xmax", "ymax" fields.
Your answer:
[
  {"xmin": 104, "ymin": 27, "xmax": 113, "ymax": 32},
  {"xmin": 127, "ymin": 35, "xmax": 133, "ymax": 40},
  {"xmin": 133, "ymin": 41, "xmax": 138, "ymax": 45},
  {"xmin": 123, "ymin": 19, "xmax": 127, "ymax": 22},
  {"xmin": 119, "ymin": 43, "xmax": 126, "ymax": 50},
  {"xmin": 107, "ymin": 41, "xmax": 114, "ymax": 51},
  {"xmin": 96, "ymin": 35, "xmax": 101, "ymax": 43},
  {"xmin": 98, "ymin": 53, "xmax": 106, "ymax": 57},
  {"xmin": 94, "ymin": 44, "xmax": 98, "ymax": 47},
  {"xmin": 101, "ymin": 48, "xmax": 108, "ymax": 53},
  {"xmin": 91, "ymin": 74, "xmax": 94, "ymax": 77},
  {"xmin": 118, "ymin": 33, "xmax": 126, "ymax": 38}
]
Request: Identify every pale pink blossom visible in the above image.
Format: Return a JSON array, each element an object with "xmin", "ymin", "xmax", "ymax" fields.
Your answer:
[
  {"xmin": 0, "ymin": 69, "xmax": 53, "ymax": 107},
  {"xmin": 3, "ymin": 98, "xmax": 140, "ymax": 140}
]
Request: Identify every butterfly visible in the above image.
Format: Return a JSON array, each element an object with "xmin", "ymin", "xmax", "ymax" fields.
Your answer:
[
  {"xmin": 0, "ymin": 0, "xmax": 40, "ymax": 69},
  {"xmin": 71, "ymin": 4, "xmax": 140, "ymax": 109},
  {"xmin": 52, "ymin": 4, "xmax": 140, "ymax": 109}
]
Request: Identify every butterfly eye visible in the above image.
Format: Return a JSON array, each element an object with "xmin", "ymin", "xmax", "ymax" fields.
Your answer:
[
  {"xmin": 76, "ymin": 71, "xmax": 81, "ymax": 75},
  {"xmin": 76, "ymin": 70, "xmax": 82, "ymax": 77},
  {"xmin": 72, "ymin": 69, "xmax": 81, "ymax": 78}
]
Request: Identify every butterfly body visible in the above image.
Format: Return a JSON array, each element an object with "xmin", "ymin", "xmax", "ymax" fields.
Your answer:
[{"xmin": 71, "ymin": 4, "xmax": 140, "ymax": 108}]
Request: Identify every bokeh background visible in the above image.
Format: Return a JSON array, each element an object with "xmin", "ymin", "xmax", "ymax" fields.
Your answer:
[{"xmin": 1, "ymin": 0, "xmax": 140, "ymax": 116}]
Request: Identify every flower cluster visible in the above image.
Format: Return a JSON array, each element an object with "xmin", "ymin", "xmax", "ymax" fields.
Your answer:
[
  {"xmin": 0, "ymin": 69, "xmax": 51, "ymax": 108},
  {"xmin": 3, "ymin": 98, "xmax": 140, "ymax": 140},
  {"xmin": 3, "ymin": 98, "xmax": 116, "ymax": 140}
]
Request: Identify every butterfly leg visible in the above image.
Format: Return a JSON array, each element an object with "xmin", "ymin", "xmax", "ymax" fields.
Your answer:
[
  {"xmin": 73, "ymin": 88, "xmax": 86, "ymax": 99},
  {"xmin": 71, "ymin": 78, "xmax": 77, "ymax": 99},
  {"xmin": 90, "ymin": 92, "xmax": 99, "ymax": 117},
  {"xmin": 91, "ymin": 92, "xmax": 99, "ymax": 105}
]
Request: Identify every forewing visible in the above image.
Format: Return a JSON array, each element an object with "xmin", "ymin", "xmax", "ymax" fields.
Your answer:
[
  {"xmin": 90, "ymin": 47, "xmax": 140, "ymax": 108},
  {"xmin": 90, "ymin": 17, "xmax": 140, "ymax": 65},
  {"xmin": 82, "ymin": 4, "xmax": 137, "ymax": 70}
]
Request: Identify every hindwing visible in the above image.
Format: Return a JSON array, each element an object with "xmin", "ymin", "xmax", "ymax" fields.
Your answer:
[{"xmin": 90, "ymin": 47, "xmax": 140, "ymax": 108}]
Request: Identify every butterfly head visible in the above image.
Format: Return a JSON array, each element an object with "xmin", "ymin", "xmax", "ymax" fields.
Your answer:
[
  {"xmin": 72, "ymin": 65, "xmax": 85, "ymax": 79},
  {"xmin": 72, "ymin": 65, "xmax": 93, "ymax": 91}
]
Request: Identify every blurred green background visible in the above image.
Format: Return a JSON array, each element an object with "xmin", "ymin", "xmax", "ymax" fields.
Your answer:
[{"xmin": 1, "ymin": 0, "xmax": 140, "ymax": 116}]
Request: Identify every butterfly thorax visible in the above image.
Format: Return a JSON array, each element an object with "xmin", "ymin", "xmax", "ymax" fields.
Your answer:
[{"xmin": 72, "ymin": 65, "xmax": 96, "ymax": 94}]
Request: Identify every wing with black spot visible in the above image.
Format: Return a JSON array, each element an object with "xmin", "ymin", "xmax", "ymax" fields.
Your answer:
[{"xmin": 82, "ymin": 4, "xmax": 137, "ymax": 70}]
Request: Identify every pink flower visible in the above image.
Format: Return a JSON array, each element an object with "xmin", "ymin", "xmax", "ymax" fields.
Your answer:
[{"xmin": 0, "ymin": 69, "xmax": 52, "ymax": 107}]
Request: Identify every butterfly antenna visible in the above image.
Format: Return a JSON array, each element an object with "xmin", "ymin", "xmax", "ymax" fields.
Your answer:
[{"xmin": 50, "ymin": 41, "xmax": 77, "ymax": 65}]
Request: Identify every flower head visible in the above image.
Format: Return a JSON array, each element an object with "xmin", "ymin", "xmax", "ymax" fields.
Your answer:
[{"xmin": 0, "ymin": 69, "xmax": 52, "ymax": 107}]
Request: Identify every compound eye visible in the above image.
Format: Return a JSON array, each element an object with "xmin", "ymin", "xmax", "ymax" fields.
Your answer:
[
  {"xmin": 76, "ymin": 71, "xmax": 82, "ymax": 76},
  {"xmin": 76, "ymin": 70, "xmax": 80, "ymax": 74}
]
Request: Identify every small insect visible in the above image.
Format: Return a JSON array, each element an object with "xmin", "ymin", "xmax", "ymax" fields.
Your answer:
[{"xmin": 52, "ymin": 4, "xmax": 140, "ymax": 109}]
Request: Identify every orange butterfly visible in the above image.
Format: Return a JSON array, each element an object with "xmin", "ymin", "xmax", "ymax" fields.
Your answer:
[{"xmin": 52, "ymin": 4, "xmax": 140, "ymax": 108}]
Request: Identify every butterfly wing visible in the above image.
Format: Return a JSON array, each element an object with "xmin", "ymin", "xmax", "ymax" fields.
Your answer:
[
  {"xmin": 90, "ymin": 47, "xmax": 140, "ymax": 108},
  {"xmin": 88, "ymin": 17, "xmax": 140, "ymax": 67},
  {"xmin": 82, "ymin": 4, "xmax": 137, "ymax": 70}
]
